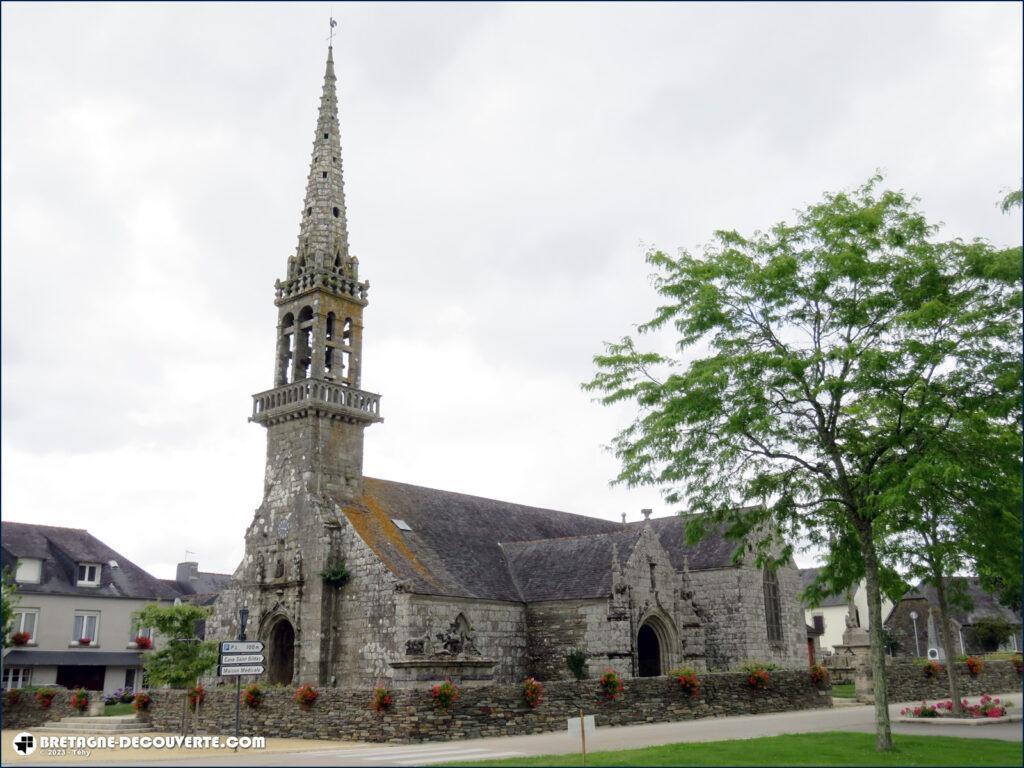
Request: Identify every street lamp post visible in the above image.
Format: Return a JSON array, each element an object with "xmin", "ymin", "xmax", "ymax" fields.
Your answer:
[
  {"xmin": 909, "ymin": 611, "xmax": 921, "ymax": 657},
  {"xmin": 235, "ymin": 608, "xmax": 249, "ymax": 750}
]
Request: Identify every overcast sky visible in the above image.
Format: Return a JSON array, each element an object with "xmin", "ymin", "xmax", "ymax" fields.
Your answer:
[{"xmin": 2, "ymin": 2, "xmax": 1021, "ymax": 580}]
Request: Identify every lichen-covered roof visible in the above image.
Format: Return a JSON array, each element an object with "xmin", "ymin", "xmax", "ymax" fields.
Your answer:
[
  {"xmin": 341, "ymin": 478, "xmax": 743, "ymax": 602},
  {"xmin": 341, "ymin": 478, "xmax": 622, "ymax": 601}
]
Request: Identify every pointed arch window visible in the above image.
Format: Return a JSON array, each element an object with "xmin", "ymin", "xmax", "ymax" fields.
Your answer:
[
  {"xmin": 326, "ymin": 313, "xmax": 336, "ymax": 341},
  {"xmin": 763, "ymin": 567, "xmax": 783, "ymax": 644},
  {"xmin": 342, "ymin": 318, "xmax": 352, "ymax": 346}
]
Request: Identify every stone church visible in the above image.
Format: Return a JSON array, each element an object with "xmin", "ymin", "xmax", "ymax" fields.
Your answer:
[{"xmin": 209, "ymin": 46, "xmax": 808, "ymax": 687}]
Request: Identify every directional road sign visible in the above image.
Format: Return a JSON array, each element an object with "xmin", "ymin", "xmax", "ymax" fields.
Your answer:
[
  {"xmin": 219, "ymin": 653, "xmax": 264, "ymax": 665},
  {"xmin": 219, "ymin": 664, "xmax": 265, "ymax": 677},
  {"xmin": 220, "ymin": 641, "xmax": 264, "ymax": 654}
]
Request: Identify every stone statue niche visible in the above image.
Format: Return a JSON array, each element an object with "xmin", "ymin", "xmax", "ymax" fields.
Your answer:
[
  {"xmin": 391, "ymin": 612, "xmax": 493, "ymax": 689},
  {"xmin": 435, "ymin": 614, "xmax": 480, "ymax": 657}
]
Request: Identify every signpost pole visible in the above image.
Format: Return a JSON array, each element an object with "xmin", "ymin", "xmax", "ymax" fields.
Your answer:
[{"xmin": 234, "ymin": 607, "xmax": 248, "ymax": 753}]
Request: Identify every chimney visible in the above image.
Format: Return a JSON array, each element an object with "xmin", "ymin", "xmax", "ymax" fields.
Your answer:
[
  {"xmin": 641, "ymin": 508, "xmax": 653, "ymax": 521},
  {"xmin": 176, "ymin": 561, "xmax": 199, "ymax": 583}
]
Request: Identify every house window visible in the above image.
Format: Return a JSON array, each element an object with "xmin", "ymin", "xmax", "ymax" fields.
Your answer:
[
  {"xmin": 73, "ymin": 612, "xmax": 100, "ymax": 643},
  {"xmin": 763, "ymin": 567, "xmax": 783, "ymax": 644},
  {"xmin": 15, "ymin": 558, "xmax": 42, "ymax": 584},
  {"xmin": 130, "ymin": 624, "xmax": 154, "ymax": 643},
  {"xmin": 12, "ymin": 609, "xmax": 38, "ymax": 642},
  {"xmin": 76, "ymin": 563, "xmax": 100, "ymax": 586},
  {"xmin": 812, "ymin": 614, "xmax": 825, "ymax": 635},
  {"xmin": 125, "ymin": 669, "xmax": 138, "ymax": 691},
  {"xmin": 2, "ymin": 667, "xmax": 32, "ymax": 691}
]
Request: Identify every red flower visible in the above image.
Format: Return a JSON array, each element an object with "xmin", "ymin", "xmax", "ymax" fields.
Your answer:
[
  {"xmin": 134, "ymin": 636, "xmax": 153, "ymax": 650},
  {"xmin": 294, "ymin": 684, "xmax": 318, "ymax": 709},
  {"xmin": 10, "ymin": 632, "xmax": 30, "ymax": 646},
  {"xmin": 598, "ymin": 669, "xmax": 624, "ymax": 701},
  {"xmin": 132, "ymin": 692, "xmax": 152, "ymax": 712},
  {"xmin": 522, "ymin": 677, "xmax": 545, "ymax": 709},
  {"xmin": 371, "ymin": 686, "xmax": 394, "ymax": 713}
]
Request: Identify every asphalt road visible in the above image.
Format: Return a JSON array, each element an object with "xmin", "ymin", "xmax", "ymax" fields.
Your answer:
[{"xmin": 120, "ymin": 692, "xmax": 1022, "ymax": 767}]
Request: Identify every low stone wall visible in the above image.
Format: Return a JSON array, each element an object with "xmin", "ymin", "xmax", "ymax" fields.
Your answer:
[
  {"xmin": 143, "ymin": 671, "xmax": 829, "ymax": 743},
  {"xmin": 1, "ymin": 689, "xmax": 77, "ymax": 730},
  {"xmin": 886, "ymin": 659, "xmax": 1021, "ymax": 702}
]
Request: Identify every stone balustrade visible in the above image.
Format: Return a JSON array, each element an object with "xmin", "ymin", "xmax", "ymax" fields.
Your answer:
[
  {"xmin": 251, "ymin": 378, "xmax": 382, "ymax": 425},
  {"xmin": 275, "ymin": 270, "xmax": 368, "ymax": 304}
]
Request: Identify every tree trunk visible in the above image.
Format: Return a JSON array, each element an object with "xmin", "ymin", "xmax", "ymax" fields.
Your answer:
[
  {"xmin": 181, "ymin": 690, "xmax": 188, "ymax": 736},
  {"xmin": 934, "ymin": 575, "xmax": 964, "ymax": 716},
  {"xmin": 861, "ymin": 534, "xmax": 894, "ymax": 751}
]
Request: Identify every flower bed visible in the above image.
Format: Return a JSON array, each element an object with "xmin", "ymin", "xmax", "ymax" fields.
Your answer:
[{"xmin": 900, "ymin": 695, "xmax": 1012, "ymax": 720}]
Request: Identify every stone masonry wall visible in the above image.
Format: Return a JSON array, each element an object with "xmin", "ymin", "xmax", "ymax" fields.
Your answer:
[
  {"xmin": 1, "ymin": 690, "xmax": 76, "ymax": 730},
  {"xmin": 885, "ymin": 659, "xmax": 1021, "ymax": 702},
  {"xmin": 142, "ymin": 670, "xmax": 829, "ymax": 743},
  {"xmin": 396, "ymin": 595, "xmax": 527, "ymax": 684},
  {"xmin": 330, "ymin": 518, "xmax": 401, "ymax": 685},
  {"xmin": 689, "ymin": 563, "xmax": 806, "ymax": 671}
]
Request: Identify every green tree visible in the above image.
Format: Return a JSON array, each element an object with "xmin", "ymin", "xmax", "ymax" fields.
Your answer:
[
  {"xmin": 967, "ymin": 615, "xmax": 1016, "ymax": 653},
  {"xmin": 1, "ymin": 569, "xmax": 17, "ymax": 648},
  {"xmin": 585, "ymin": 176, "xmax": 1021, "ymax": 750},
  {"xmin": 136, "ymin": 603, "xmax": 219, "ymax": 734}
]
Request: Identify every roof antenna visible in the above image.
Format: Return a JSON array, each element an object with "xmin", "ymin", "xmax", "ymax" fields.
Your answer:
[{"xmin": 185, "ymin": 549, "xmax": 197, "ymax": 561}]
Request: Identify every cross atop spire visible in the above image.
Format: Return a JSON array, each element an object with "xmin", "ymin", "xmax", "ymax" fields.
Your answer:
[{"xmin": 276, "ymin": 45, "xmax": 366, "ymax": 306}]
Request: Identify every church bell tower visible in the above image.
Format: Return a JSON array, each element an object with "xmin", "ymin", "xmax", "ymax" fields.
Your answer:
[{"xmin": 250, "ymin": 45, "xmax": 381, "ymax": 504}]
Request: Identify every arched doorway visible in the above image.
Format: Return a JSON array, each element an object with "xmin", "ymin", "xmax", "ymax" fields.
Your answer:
[
  {"xmin": 637, "ymin": 623, "xmax": 661, "ymax": 677},
  {"xmin": 267, "ymin": 618, "xmax": 295, "ymax": 685}
]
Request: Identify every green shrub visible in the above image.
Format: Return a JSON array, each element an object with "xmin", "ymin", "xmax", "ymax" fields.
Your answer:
[
  {"xmin": 565, "ymin": 649, "xmax": 588, "ymax": 680},
  {"xmin": 319, "ymin": 560, "xmax": 351, "ymax": 587}
]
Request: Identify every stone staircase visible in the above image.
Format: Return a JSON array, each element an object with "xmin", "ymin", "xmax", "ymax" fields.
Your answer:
[{"xmin": 33, "ymin": 714, "xmax": 156, "ymax": 735}]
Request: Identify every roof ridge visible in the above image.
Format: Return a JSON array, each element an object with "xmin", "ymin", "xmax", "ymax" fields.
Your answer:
[
  {"xmin": 364, "ymin": 476, "xmax": 622, "ymax": 526},
  {"xmin": 1, "ymin": 520, "xmax": 89, "ymax": 533},
  {"xmin": 501, "ymin": 528, "xmax": 641, "ymax": 548}
]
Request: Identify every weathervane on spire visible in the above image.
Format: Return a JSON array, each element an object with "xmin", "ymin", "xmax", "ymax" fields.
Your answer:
[{"xmin": 328, "ymin": 13, "xmax": 338, "ymax": 46}]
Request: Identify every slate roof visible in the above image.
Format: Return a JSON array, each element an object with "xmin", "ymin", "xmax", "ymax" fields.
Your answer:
[
  {"xmin": 900, "ymin": 577, "xmax": 1021, "ymax": 626},
  {"xmin": 163, "ymin": 569, "xmax": 232, "ymax": 606},
  {"xmin": 798, "ymin": 567, "xmax": 850, "ymax": 608},
  {"xmin": 341, "ymin": 478, "xmax": 745, "ymax": 602},
  {"xmin": 503, "ymin": 529, "xmax": 641, "ymax": 601},
  {"xmin": 0, "ymin": 522, "xmax": 180, "ymax": 601}
]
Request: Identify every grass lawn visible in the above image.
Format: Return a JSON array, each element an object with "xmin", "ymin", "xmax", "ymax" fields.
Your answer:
[
  {"xmin": 102, "ymin": 702, "xmax": 135, "ymax": 716},
  {"xmin": 831, "ymin": 683, "xmax": 856, "ymax": 699},
  {"xmin": 446, "ymin": 732, "xmax": 1022, "ymax": 766}
]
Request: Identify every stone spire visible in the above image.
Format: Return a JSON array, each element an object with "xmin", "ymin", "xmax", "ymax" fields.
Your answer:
[{"xmin": 293, "ymin": 45, "xmax": 349, "ymax": 273}]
